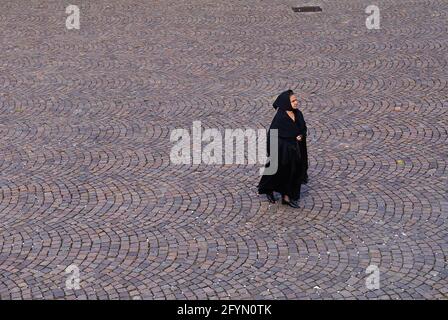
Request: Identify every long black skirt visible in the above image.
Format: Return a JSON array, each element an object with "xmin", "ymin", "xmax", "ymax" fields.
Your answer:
[{"xmin": 258, "ymin": 138, "xmax": 306, "ymax": 201}]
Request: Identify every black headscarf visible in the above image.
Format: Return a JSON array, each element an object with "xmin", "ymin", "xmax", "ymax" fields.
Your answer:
[
  {"xmin": 273, "ymin": 89, "xmax": 294, "ymax": 111},
  {"xmin": 269, "ymin": 89, "xmax": 301, "ymax": 138}
]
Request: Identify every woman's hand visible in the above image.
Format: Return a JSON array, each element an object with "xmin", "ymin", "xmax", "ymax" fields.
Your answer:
[{"xmin": 296, "ymin": 135, "xmax": 303, "ymax": 141}]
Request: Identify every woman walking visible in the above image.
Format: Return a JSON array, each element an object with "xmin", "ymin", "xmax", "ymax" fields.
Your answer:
[{"xmin": 258, "ymin": 89, "xmax": 308, "ymax": 208}]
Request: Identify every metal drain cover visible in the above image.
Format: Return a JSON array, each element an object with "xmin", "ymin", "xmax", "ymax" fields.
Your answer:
[{"xmin": 292, "ymin": 6, "xmax": 322, "ymax": 12}]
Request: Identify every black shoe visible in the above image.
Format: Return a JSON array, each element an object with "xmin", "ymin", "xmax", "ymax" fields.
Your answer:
[
  {"xmin": 282, "ymin": 198, "xmax": 300, "ymax": 208},
  {"xmin": 266, "ymin": 192, "xmax": 277, "ymax": 203}
]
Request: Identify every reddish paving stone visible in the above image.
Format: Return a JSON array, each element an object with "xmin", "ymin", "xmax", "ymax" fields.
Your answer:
[{"xmin": 0, "ymin": 0, "xmax": 447, "ymax": 299}]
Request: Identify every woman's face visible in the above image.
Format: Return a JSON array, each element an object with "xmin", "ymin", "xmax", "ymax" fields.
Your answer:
[{"xmin": 290, "ymin": 95, "xmax": 299, "ymax": 109}]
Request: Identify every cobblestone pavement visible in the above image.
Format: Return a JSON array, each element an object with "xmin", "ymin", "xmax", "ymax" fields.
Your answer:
[{"xmin": 0, "ymin": 0, "xmax": 447, "ymax": 300}]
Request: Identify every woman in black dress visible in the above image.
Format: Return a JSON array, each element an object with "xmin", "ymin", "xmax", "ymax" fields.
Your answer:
[{"xmin": 258, "ymin": 89, "xmax": 308, "ymax": 208}]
